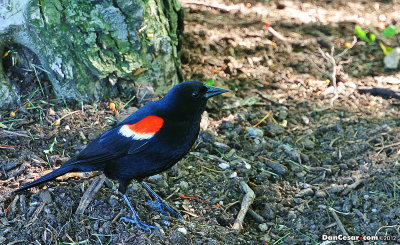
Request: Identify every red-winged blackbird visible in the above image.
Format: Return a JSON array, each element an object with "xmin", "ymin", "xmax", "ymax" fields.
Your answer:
[{"xmin": 15, "ymin": 81, "xmax": 229, "ymax": 231}]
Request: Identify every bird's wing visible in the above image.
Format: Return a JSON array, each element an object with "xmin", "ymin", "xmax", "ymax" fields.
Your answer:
[{"xmin": 73, "ymin": 114, "xmax": 164, "ymax": 164}]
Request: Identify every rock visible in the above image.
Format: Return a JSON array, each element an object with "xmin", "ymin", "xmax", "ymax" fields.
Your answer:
[
  {"xmin": 179, "ymin": 181, "xmax": 189, "ymax": 190},
  {"xmin": 261, "ymin": 204, "xmax": 276, "ymax": 220},
  {"xmin": 177, "ymin": 227, "xmax": 187, "ymax": 235},
  {"xmin": 108, "ymin": 195, "xmax": 119, "ymax": 207},
  {"xmin": 117, "ymin": 107, "xmax": 138, "ymax": 123},
  {"xmin": 295, "ymin": 188, "xmax": 314, "ymax": 198},
  {"xmin": 315, "ymin": 190, "xmax": 327, "ymax": 198},
  {"xmin": 218, "ymin": 163, "xmax": 229, "ymax": 170},
  {"xmin": 4, "ymin": 159, "xmax": 20, "ymax": 171},
  {"xmin": 148, "ymin": 174, "xmax": 163, "ymax": 182},
  {"xmin": 247, "ymin": 127, "xmax": 264, "ymax": 137},
  {"xmin": 301, "ymin": 115, "xmax": 310, "ymax": 125},
  {"xmin": 265, "ymin": 123, "xmax": 285, "ymax": 137},
  {"xmin": 342, "ymin": 199, "xmax": 352, "ymax": 213},
  {"xmin": 258, "ymin": 223, "xmax": 269, "ymax": 232},
  {"xmin": 384, "ymin": 47, "xmax": 400, "ymax": 69},
  {"xmin": 302, "ymin": 138, "xmax": 315, "ymax": 150},
  {"xmin": 287, "ymin": 210, "xmax": 297, "ymax": 220},
  {"xmin": 214, "ymin": 142, "xmax": 230, "ymax": 150},
  {"xmin": 40, "ymin": 190, "xmax": 53, "ymax": 204},
  {"xmin": 265, "ymin": 161, "xmax": 288, "ymax": 176}
]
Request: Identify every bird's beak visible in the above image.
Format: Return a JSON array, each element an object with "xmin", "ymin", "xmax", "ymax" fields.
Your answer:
[{"xmin": 204, "ymin": 85, "xmax": 231, "ymax": 98}]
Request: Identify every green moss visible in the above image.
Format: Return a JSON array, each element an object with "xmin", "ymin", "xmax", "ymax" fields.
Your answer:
[{"xmin": 21, "ymin": 0, "xmax": 181, "ymax": 102}]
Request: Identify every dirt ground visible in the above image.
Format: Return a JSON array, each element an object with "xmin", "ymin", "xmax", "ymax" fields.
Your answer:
[{"xmin": 2, "ymin": 0, "xmax": 400, "ymax": 244}]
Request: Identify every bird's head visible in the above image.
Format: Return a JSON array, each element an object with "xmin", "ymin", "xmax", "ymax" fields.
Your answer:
[{"xmin": 161, "ymin": 81, "xmax": 230, "ymax": 117}]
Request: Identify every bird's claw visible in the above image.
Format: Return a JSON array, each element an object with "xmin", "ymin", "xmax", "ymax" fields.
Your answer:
[
  {"xmin": 147, "ymin": 200, "xmax": 183, "ymax": 220},
  {"xmin": 120, "ymin": 216, "xmax": 161, "ymax": 232}
]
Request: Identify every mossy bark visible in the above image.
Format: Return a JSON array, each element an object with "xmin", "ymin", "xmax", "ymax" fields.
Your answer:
[{"xmin": 0, "ymin": 0, "xmax": 183, "ymax": 108}]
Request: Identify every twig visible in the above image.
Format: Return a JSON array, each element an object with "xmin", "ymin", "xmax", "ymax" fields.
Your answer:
[
  {"xmin": 265, "ymin": 24, "xmax": 288, "ymax": 42},
  {"xmin": 375, "ymin": 141, "xmax": 400, "ymax": 157},
  {"xmin": 329, "ymin": 208, "xmax": 354, "ymax": 245},
  {"xmin": 166, "ymin": 187, "xmax": 180, "ymax": 200},
  {"xmin": 342, "ymin": 178, "xmax": 364, "ymax": 195},
  {"xmin": 375, "ymin": 225, "xmax": 400, "ymax": 236},
  {"xmin": 308, "ymin": 36, "xmax": 357, "ymax": 106},
  {"xmin": 0, "ymin": 145, "xmax": 26, "ymax": 149},
  {"xmin": 30, "ymin": 202, "xmax": 46, "ymax": 224},
  {"xmin": 183, "ymin": 2, "xmax": 238, "ymax": 12},
  {"xmin": 75, "ymin": 175, "xmax": 106, "ymax": 215},
  {"xmin": 0, "ymin": 130, "xmax": 30, "ymax": 138},
  {"xmin": 248, "ymin": 208, "xmax": 266, "ymax": 223},
  {"xmin": 336, "ymin": 36, "xmax": 357, "ymax": 58},
  {"xmin": 232, "ymin": 181, "xmax": 255, "ymax": 230}
]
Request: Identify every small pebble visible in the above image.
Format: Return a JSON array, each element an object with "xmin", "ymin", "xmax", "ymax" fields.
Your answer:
[
  {"xmin": 295, "ymin": 188, "xmax": 314, "ymax": 197},
  {"xmin": 214, "ymin": 142, "xmax": 230, "ymax": 150},
  {"xmin": 301, "ymin": 115, "xmax": 310, "ymax": 125},
  {"xmin": 287, "ymin": 211, "xmax": 297, "ymax": 220},
  {"xmin": 40, "ymin": 191, "xmax": 53, "ymax": 204},
  {"xmin": 177, "ymin": 227, "xmax": 187, "ymax": 235},
  {"xmin": 315, "ymin": 190, "xmax": 327, "ymax": 198},
  {"xmin": 0, "ymin": 217, "xmax": 9, "ymax": 226},
  {"xmin": 247, "ymin": 127, "xmax": 263, "ymax": 137},
  {"xmin": 108, "ymin": 195, "xmax": 119, "ymax": 207},
  {"xmin": 258, "ymin": 223, "xmax": 269, "ymax": 232},
  {"xmin": 265, "ymin": 161, "xmax": 288, "ymax": 176},
  {"xmin": 148, "ymin": 174, "xmax": 163, "ymax": 182},
  {"xmin": 384, "ymin": 47, "xmax": 400, "ymax": 69},
  {"xmin": 179, "ymin": 181, "xmax": 189, "ymax": 190}
]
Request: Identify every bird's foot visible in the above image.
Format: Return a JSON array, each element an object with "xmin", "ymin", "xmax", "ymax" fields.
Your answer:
[
  {"xmin": 147, "ymin": 200, "xmax": 183, "ymax": 220},
  {"xmin": 120, "ymin": 216, "xmax": 161, "ymax": 232}
]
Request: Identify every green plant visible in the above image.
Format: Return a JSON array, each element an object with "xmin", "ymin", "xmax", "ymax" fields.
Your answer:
[{"xmin": 355, "ymin": 25, "xmax": 398, "ymax": 55}]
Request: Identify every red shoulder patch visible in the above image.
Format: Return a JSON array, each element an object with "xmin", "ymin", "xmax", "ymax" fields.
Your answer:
[
  {"xmin": 128, "ymin": 115, "xmax": 164, "ymax": 134},
  {"xmin": 119, "ymin": 115, "xmax": 164, "ymax": 140}
]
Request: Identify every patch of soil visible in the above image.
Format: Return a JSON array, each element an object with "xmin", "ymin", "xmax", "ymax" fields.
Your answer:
[{"xmin": 2, "ymin": 0, "xmax": 400, "ymax": 244}]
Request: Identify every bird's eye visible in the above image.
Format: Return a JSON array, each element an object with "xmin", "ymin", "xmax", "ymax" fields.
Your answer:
[{"xmin": 192, "ymin": 91, "xmax": 200, "ymax": 98}]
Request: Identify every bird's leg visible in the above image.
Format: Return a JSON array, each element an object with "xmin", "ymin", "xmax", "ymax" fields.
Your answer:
[
  {"xmin": 119, "ymin": 193, "xmax": 160, "ymax": 232},
  {"xmin": 139, "ymin": 181, "xmax": 183, "ymax": 220}
]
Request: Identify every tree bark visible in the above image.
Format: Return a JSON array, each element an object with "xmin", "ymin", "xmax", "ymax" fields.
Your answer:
[{"xmin": 0, "ymin": 0, "xmax": 183, "ymax": 108}]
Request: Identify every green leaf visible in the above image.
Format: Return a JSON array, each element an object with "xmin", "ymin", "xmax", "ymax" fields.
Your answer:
[
  {"xmin": 355, "ymin": 25, "xmax": 376, "ymax": 44},
  {"xmin": 379, "ymin": 42, "xmax": 393, "ymax": 55},
  {"xmin": 368, "ymin": 33, "xmax": 376, "ymax": 43},
  {"xmin": 383, "ymin": 25, "xmax": 397, "ymax": 38},
  {"xmin": 355, "ymin": 25, "xmax": 370, "ymax": 42},
  {"xmin": 205, "ymin": 79, "xmax": 214, "ymax": 86}
]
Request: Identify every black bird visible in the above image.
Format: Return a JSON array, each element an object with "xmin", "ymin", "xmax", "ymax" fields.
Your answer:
[{"xmin": 15, "ymin": 81, "xmax": 229, "ymax": 231}]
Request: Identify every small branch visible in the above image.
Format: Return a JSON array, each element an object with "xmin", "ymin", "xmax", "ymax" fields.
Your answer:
[
  {"xmin": 265, "ymin": 24, "xmax": 288, "ymax": 43},
  {"xmin": 75, "ymin": 175, "xmax": 106, "ymax": 215},
  {"xmin": 318, "ymin": 47, "xmax": 338, "ymax": 105},
  {"xmin": 232, "ymin": 181, "xmax": 255, "ymax": 230},
  {"xmin": 0, "ymin": 130, "xmax": 30, "ymax": 138},
  {"xmin": 183, "ymin": 2, "xmax": 238, "ymax": 12},
  {"xmin": 307, "ymin": 36, "xmax": 357, "ymax": 106},
  {"xmin": 342, "ymin": 178, "xmax": 364, "ymax": 195},
  {"xmin": 329, "ymin": 208, "xmax": 354, "ymax": 245},
  {"xmin": 337, "ymin": 36, "xmax": 357, "ymax": 58}
]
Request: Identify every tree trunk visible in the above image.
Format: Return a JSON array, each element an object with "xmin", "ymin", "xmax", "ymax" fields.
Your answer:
[{"xmin": 0, "ymin": 0, "xmax": 183, "ymax": 108}]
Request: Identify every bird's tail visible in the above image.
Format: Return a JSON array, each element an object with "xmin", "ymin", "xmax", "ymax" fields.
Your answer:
[{"xmin": 15, "ymin": 164, "xmax": 79, "ymax": 192}]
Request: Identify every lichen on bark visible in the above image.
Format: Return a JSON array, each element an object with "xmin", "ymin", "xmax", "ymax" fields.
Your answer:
[{"xmin": 0, "ymin": 0, "xmax": 183, "ymax": 108}]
